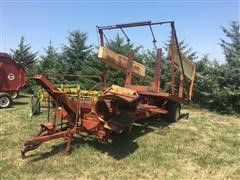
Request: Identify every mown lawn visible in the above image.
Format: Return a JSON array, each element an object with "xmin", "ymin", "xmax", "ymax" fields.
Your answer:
[{"xmin": 0, "ymin": 94, "xmax": 239, "ymax": 179}]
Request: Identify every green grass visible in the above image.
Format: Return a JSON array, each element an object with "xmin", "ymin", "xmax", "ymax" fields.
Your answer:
[{"xmin": 0, "ymin": 94, "xmax": 240, "ymax": 179}]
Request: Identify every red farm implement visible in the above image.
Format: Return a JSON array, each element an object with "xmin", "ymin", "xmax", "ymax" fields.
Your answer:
[
  {"xmin": 21, "ymin": 20, "xmax": 196, "ymax": 158},
  {"xmin": 0, "ymin": 52, "xmax": 25, "ymax": 108}
]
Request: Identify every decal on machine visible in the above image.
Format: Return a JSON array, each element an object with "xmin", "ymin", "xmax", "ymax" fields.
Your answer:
[{"xmin": 8, "ymin": 73, "xmax": 15, "ymax": 80}]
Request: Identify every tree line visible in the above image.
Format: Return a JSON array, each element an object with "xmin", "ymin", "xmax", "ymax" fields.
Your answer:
[{"xmin": 10, "ymin": 21, "xmax": 240, "ymax": 114}]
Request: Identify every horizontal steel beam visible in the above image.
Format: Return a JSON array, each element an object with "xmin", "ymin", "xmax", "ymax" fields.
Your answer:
[{"xmin": 97, "ymin": 20, "xmax": 174, "ymax": 31}]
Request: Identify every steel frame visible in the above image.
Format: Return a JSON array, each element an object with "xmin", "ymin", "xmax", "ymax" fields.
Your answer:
[
  {"xmin": 21, "ymin": 20, "xmax": 196, "ymax": 158},
  {"xmin": 97, "ymin": 20, "xmax": 195, "ymax": 101}
]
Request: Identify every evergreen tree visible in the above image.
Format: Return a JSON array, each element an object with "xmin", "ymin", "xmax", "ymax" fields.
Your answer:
[
  {"xmin": 193, "ymin": 55, "xmax": 224, "ymax": 111},
  {"xmin": 192, "ymin": 21, "xmax": 240, "ymax": 114},
  {"xmin": 177, "ymin": 40, "xmax": 198, "ymax": 61},
  {"xmin": 220, "ymin": 21, "xmax": 240, "ymax": 67},
  {"xmin": 140, "ymin": 49, "xmax": 157, "ymax": 86},
  {"xmin": 10, "ymin": 37, "xmax": 38, "ymax": 93},
  {"xmin": 219, "ymin": 21, "xmax": 240, "ymax": 113},
  {"xmin": 164, "ymin": 39, "xmax": 198, "ymax": 61},
  {"xmin": 39, "ymin": 41, "xmax": 64, "ymax": 84},
  {"xmin": 106, "ymin": 34, "xmax": 143, "ymax": 86},
  {"xmin": 40, "ymin": 41, "xmax": 60, "ymax": 72},
  {"xmin": 10, "ymin": 36, "xmax": 37, "ymax": 68},
  {"xmin": 140, "ymin": 49, "xmax": 171, "ymax": 90},
  {"xmin": 62, "ymin": 30, "xmax": 92, "ymax": 75},
  {"xmin": 79, "ymin": 52, "xmax": 102, "ymax": 90}
]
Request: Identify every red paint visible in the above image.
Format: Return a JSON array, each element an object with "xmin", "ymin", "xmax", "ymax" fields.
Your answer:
[{"xmin": 0, "ymin": 52, "xmax": 25, "ymax": 93}]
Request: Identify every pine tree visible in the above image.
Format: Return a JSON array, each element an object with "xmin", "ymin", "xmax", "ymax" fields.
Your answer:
[
  {"xmin": 220, "ymin": 21, "xmax": 240, "ymax": 67},
  {"xmin": 193, "ymin": 55, "xmax": 224, "ymax": 111},
  {"xmin": 78, "ymin": 52, "xmax": 102, "ymax": 90},
  {"xmin": 140, "ymin": 49, "xmax": 171, "ymax": 90},
  {"xmin": 192, "ymin": 21, "xmax": 240, "ymax": 114},
  {"xmin": 105, "ymin": 34, "xmax": 143, "ymax": 86},
  {"xmin": 219, "ymin": 21, "xmax": 240, "ymax": 113},
  {"xmin": 39, "ymin": 41, "xmax": 65, "ymax": 84},
  {"xmin": 177, "ymin": 40, "xmax": 198, "ymax": 61},
  {"xmin": 164, "ymin": 39, "xmax": 198, "ymax": 61},
  {"xmin": 40, "ymin": 41, "xmax": 61, "ymax": 72},
  {"xmin": 10, "ymin": 37, "xmax": 38, "ymax": 93},
  {"xmin": 62, "ymin": 30, "xmax": 92, "ymax": 74},
  {"xmin": 10, "ymin": 37, "xmax": 37, "ymax": 68}
]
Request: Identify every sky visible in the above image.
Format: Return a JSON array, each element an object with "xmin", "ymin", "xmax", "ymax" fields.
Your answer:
[{"xmin": 0, "ymin": 0, "xmax": 239, "ymax": 63}]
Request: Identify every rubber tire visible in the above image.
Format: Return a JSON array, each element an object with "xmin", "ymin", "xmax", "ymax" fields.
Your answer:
[
  {"xmin": 11, "ymin": 91, "xmax": 19, "ymax": 99},
  {"xmin": 166, "ymin": 102, "xmax": 180, "ymax": 122},
  {"xmin": 31, "ymin": 96, "xmax": 41, "ymax": 115},
  {"xmin": 0, "ymin": 92, "xmax": 12, "ymax": 108}
]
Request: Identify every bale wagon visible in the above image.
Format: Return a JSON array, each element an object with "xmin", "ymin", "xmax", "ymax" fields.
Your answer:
[
  {"xmin": 0, "ymin": 52, "xmax": 25, "ymax": 108},
  {"xmin": 21, "ymin": 20, "xmax": 196, "ymax": 158}
]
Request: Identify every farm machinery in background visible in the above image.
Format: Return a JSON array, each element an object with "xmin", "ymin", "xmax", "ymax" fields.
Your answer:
[
  {"xmin": 0, "ymin": 53, "xmax": 25, "ymax": 108},
  {"xmin": 36, "ymin": 84, "xmax": 99, "ymax": 103},
  {"xmin": 21, "ymin": 20, "xmax": 196, "ymax": 158},
  {"xmin": 32, "ymin": 82, "xmax": 100, "ymax": 115}
]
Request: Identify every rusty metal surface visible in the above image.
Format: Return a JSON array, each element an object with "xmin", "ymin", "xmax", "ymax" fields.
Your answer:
[
  {"xmin": 150, "ymin": 48, "xmax": 162, "ymax": 92},
  {"xmin": 21, "ymin": 20, "xmax": 196, "ymax": 158},
  {"xmin": 125, "ymin": 50, "xmax": 134, "ymax": 87},
  {"xmin": 98, "ymin": 20, "xmax": 196, "ymax": 101}
]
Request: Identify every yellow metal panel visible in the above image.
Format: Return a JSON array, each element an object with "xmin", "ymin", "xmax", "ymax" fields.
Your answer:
[
  {"xmin": 168, "ymin": 46, "xmax": 196, "ymax": 80},
  {"xmin": 98, "ymin": 46, "xmax": 145, "ymax": 77},
  {"xmin": 109, "ymin": 85, "xmax": 137, "ymax": 96}
]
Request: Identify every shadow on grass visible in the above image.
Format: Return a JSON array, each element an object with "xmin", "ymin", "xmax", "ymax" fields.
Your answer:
[
  {"xmin": 179, "ymin": 112, "xmax": 189, "ymax": 120},
  {"xmin": 27, "ymin": 115, "xmax": 180, "ymax": 162},
  {"xmin": 13, "ymin": 101, "xmax": 29, "ymax": 106},
  {"xmin": 19, "ymin": 94, "xmax": 32, "ymax": 98},
  {"xmin": 0, "ymin": 101, "xmax": 29, "ymax": 109}
]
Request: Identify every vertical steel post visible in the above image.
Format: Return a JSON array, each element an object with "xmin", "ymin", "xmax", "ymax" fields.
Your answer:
[
  {"xmin": 170, "ymin": 24, "xmax": 175, "ymax": 95},
  {"xmin": 47, "ymin": 95, "xmax": 50, "ymax": 122},
  {"xmin": 124, "ymin": 49, "xmax": 134, "ymax": 88},
  {"xmin": 151, "ymin": 48, "xmax": 162, "ymax": 92},
  {"xmin": 99, "ymin": 29, "xmax": 106, "ymax": 88},
  {"xmin": 172, "ymin": 23, "xmax": 189, "ymax": 99},
  {"xmin": 189, "ymin": 66, "xmax": 196, "ymax": 100},
  {"xmin": 178, "ymin": 73, "xmax": 184, "ymax": 98}
]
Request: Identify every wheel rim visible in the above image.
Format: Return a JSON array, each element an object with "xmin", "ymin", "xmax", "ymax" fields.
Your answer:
[
  {"xmin": 11, "ymin": 92, "xmax": 18, "ymax": 99},
  {"xmin": 0, "ymin": 96, "xmax": 10, "ymax": 108}
]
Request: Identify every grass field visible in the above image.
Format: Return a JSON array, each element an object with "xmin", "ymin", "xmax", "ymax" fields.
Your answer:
[{"xmin": 0, "ymin": 94, "xmax": 240, "ymax": 179}]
